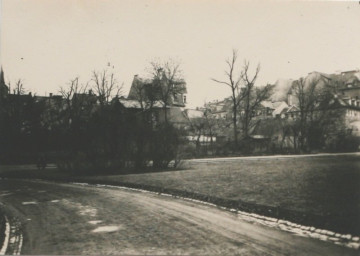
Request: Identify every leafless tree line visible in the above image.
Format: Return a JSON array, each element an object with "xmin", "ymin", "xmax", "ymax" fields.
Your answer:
[{"xmin": 212, "ymin": 49, "xmax": 273, "ymax": 146}]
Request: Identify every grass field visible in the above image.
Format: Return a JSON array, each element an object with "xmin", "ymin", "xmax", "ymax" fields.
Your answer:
[{"xmin": 1, "ymin": 154, "xmax": 359, "ymax": 235}]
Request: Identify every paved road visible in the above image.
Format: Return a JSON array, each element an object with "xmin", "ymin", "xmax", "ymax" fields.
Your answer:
[{"xmin": 0, "ymin": 179, "xmax": 357, "ymax": 255}]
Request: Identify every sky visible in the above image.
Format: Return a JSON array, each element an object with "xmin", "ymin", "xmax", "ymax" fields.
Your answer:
[{"xmin": 1, "ymin": 0, "xmax": 360, "ymax": 108}]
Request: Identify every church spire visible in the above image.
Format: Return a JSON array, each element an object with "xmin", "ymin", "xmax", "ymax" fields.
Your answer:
[{"xmin": 0, "ymin": 67, "xmax": 9, "ymax": 96}]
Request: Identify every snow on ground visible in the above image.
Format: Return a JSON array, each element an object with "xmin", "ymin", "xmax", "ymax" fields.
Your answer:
[
  {"xmin": 88, "ymin": 220, "xmax": 103, "ymax": 225},
  {"xmin": 92, "ymin": 225, "xmax": 123, "ymax": 233},
  {"xmin": 21, "ymin": 201, "xmax": 38, "ymax": 205}
]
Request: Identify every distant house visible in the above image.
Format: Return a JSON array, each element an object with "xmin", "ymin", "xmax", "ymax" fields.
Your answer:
[
  {"xmin": 183, "ymin": 108, "xmax": 217, "ymax": 148},
  {"xmin": 257, "ymin": 101, "xmax": 289, "ymax": 118},
  {"xmin": 33, "ymin": 93, "xmax": 65, "ymax": 130},
  {"xmin": 117, "ymin": 97, "xmax": 190, "ymax": 129},
  {"xmin": 284, "ymin": 105, "xmax": 300, "ymax": 119},
  {"xmin": 205, "ymin": 99, "xmax": 230, "ymax": 119},
  {"xmin": 229, "ymin": 69, "xmax": 360, "ymax": 151},
  {"xmin": 128, "ymin": 74, "xmax": 187, "ymax": 107},
  {"xmin": 285, "ymin": 70, "xmax": 360, "ymax": 133},
  {"xmin": 124, "ymin": 73, "xmax": 189, "ymax": 128}
]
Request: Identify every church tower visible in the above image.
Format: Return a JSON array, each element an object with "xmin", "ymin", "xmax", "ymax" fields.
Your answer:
[{"xmin": 0, "ymin": 67, "xmax": 9, "ymax": 97}]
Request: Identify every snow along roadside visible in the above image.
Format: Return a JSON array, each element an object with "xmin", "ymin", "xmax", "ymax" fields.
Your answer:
[
  {"xmin": 0, "ymin": 213, "xmax": 23, "ymax": 256},
  {"xmin": 0, "ymin": 216, "xmax": 10, "ymax": 255}
]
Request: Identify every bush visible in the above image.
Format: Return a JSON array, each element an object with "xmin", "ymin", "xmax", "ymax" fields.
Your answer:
[
  {"xmin": 325, "ymin": 133, "xmax": 360, "ymax": 152},
  {"xmin": 151, "ymin": 123, "xmax": 184, "ymax": 169}
]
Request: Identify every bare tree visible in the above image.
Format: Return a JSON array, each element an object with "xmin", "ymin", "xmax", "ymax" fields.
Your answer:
[
  {"xmin": 212, "ymin": 50, "xmax": 244, "ymax": 145},
  {"xmin": 91, "ymin": 69, "xmax": 122, "ymax": 106},
  {"xmin": 59, "ymin": 77, "xmax": 89, "ymax": 128},
  {"xmin": 9, "ymin": 79, "xmax": 26, "ymax": 95},
  {"xmin": 60, "ymin": 77, "xmax": 83, "ymax": 107},
  {"xmin": 292, "ymin": 77, "xmax": 320, "ymax": 150},
  {"xmin": 291, "ymin": 76, "xmax": 341, "ymax": 151},
  {"xmin": 187, "ymin": 114, "xmax": 206, "ymax": 155},
  {"xmin": 131, "ymin": 77, "xmax": 160, "ymax": 114},
  {"xmin": 212, "ymin": 50, "xmax": 273, "ymax": 146},
  {"xmin": 240, "ymin": 61, "xmax": 273, "ymax": 137},
  {"xmin": 148, "ymin": 59, "xmax": 185, "ymax": 123},
  {"xmin": 203, "ymin": 108, "xmax": 219, "ymax": 154}
]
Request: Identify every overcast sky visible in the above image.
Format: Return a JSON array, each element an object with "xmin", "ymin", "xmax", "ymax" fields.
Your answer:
[{"xmin": 1, "ymin": 0, "xmax": 360, "ymax": 107}]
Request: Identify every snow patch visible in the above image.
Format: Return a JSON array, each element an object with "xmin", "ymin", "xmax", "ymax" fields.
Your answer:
[
  {"xmin": 72, "ymin": 182, "xmax": 89, "ymax": 186},
  {"xmin": 79, "ymin": 207, "xmax": 97, "ymax": 217},
  {"xmin": 61, "ymin": 199, "xmax": 97, "ymax": 217},
  {"xmin": 0, "ymin": 193, "xmax": 12, "ymax": 197},
  {"xmin": 22, "ymin": 201, "xmax": 37, "ymax": 205},
  {"xmin": 88, "ymin": 220, "xmax": 103, "ymax": 225},
  {"xmin": 50, "ymin": 200, "xmax": 60, "ymax": 203},
  {"xmin": 92, "ymin": 225, "xmax": 122, "ymax": 233},
  {"xmin": 346, "ymin": 243, "xmax": 360, "ymax": 250},
  {"xmin": 0, "ymin": 216, "xmax": 10, "ymax": 255},
  {"xmin": 352, "ymin": 236, "xmax": 360, "ymax": 242}
]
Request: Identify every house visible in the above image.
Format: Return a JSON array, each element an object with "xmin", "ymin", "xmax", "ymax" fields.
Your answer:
[
  {"xmin": 257, "ymin": 101, "xmax": 289, "ymax": 118},
  {"xmin": 128, "ymin": 74, "xmax": 187, "ymax": 107},
  {"xmin": 285, "ymin": 70, "xmax": 360, "ymax": 124},
  {"xmin": 183, "ymin": 108, "xmax": 217, "ymax": 149},
  {"xmin": 125, "ymin": 73, "xmax": 189, "ymax": 128},
  {"xmin": 33, "ymin": 93, "xmax": 65, "ymax": 130},
  {"xmin": 205, "ymin": 99, "xmax": 230, "ymax": 119}
]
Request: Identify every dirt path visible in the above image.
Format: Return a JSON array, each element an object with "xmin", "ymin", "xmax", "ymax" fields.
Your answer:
[{"xmin": 0, "ymin": 179, "xmax": 357, "ymax": 255}]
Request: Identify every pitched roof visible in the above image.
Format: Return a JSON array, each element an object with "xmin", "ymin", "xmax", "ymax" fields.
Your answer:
[
  {"xmin": 272, "ymin": 102, "xmax": 289, "ymax": 116},
  {"xmin": 286, "ymin": 105, "xmax": 300, "ymax": 113},
  {"xmin": 260, "ymin": 101, "xmax": 274, "ymax": 109}
]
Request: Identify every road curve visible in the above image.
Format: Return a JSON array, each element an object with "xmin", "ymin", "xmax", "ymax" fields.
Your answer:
[{"xmin": 0, "ymin": 179, "xmax": 357, "ymax": 255}]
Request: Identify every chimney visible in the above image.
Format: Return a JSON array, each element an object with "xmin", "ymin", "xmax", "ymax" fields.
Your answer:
[
  {"xmin": 88, "ymin": 89, "xmax": 92, "ymax": 95},
  {"xmin": 49, "ymin": 93, "xmax": 53, "ymax": 97}
]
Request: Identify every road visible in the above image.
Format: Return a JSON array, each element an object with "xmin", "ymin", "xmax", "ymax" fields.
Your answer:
[{"xmin": 0, "ymin": 179, "xmax": 357, "ymax": 255}]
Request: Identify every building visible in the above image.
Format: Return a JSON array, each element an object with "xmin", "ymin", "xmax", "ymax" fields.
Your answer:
[
  {"xmin": 0, "ymin": 68, "xmax": 9, "ymax": 98},
  {"xmin": 124, "ymin": 73, "xmax": 189, "ymax": 127},
  {"xmin": 205, "ymin": 99, "xmax": 230, "ymax": 119},
  {"xmin": 128, "ymin": 74, "xmax": 187, "ymax": 107}
]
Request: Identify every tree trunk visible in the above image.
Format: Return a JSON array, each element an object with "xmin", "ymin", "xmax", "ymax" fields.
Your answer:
[{"xmin": 233, "ymin": 105, "xmax": 238, "ymax": 146}]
